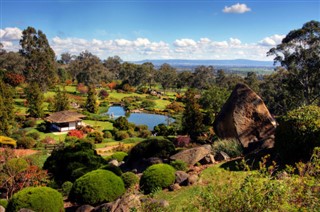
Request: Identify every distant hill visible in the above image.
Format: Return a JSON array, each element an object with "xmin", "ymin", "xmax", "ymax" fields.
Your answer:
[{"xmin": 133, "ymin": 59, "xmax": 274, "ymax": 67}]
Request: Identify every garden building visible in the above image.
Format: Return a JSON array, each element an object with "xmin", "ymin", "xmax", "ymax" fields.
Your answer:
[{"xmin": 46, "ymin": 111, "xmax": 86, "ymax": 132}]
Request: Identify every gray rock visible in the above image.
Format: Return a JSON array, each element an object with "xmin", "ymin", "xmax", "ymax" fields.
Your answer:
[
  {"xmin": 0, "ymin": 206, "xmax": 5, "ymax": 212},
  {"xmin": 200, "ymin": 154, "xmax": 215, "ymax": 164},
  {"xmin": 169, "ymin": 183, "xmax": 181, "ymax": 191},
  {"xmin": 94, "ymin": 194, "xmax": 141, "ymax": 212},
  {"xmin": 214, "ymin": 151, "xmax": 230, "ymax": 161},
  {"xmin": 145, "ymin": 157, "xmax": 163, "ymax": 166},
  {"xmin": 170, "ymin": 145, "xmax": 212, "ymax": 166},
  {"xmin": 213, "ymin": 83, "xmax": 276, "ymax": 151},
  {"xmin": 76, "ymin": 205, "xmax": 94, "ymax": 212},
  {"xmin": 108, "ymin": 159, "xmax": 119, "ymax": 167},
  {"xmin": 188, "ymin": 174, "xmax": 199, "ymax": 185},
  {"xmin": 175, "ymin": 171, "xmax": 189, "ymax": 185}
]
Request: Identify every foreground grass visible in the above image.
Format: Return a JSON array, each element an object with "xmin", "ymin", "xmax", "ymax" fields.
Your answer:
[{"xmin": 151, "ymin": 162, "xmax": 320, "ymax": 211}]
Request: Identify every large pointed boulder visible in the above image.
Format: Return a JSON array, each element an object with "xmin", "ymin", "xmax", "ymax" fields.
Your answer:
[{"xmin": 213, "ymin": 83, "xmax": 276, "ymax": 151}]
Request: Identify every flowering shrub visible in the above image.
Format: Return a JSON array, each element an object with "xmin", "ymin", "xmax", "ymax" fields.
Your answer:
[{"xmin": 67, "ymin": 130, "xmax": 84, "ymax": 138}]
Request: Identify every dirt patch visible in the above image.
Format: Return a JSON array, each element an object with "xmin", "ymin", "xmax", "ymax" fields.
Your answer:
[{"xmin": 0, "ymin": 148, "xmax": 38, "ymax": 157}]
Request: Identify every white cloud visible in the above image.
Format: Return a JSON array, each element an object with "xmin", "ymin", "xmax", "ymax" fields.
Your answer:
[
  {"xmin": 0, "ymin": 27, "xmax": 22, "ymax": 40},
  {"xmin": 1, "ymin": 27, "xmax": 282, "ymax": 61},
  {"xmin": 259, "ymin": 34, "xmax": 285, "ymax": 46},
  {"xmin": 223, "ymin": 3, "xmax": 251, "ymax": 14},
  {"xmin": 173, "ymin": 38, "xmax": 197, "ymax": 47},
  {"xmin": 229, "ymin": 38, "xmax": 242, "ymax": 46}
]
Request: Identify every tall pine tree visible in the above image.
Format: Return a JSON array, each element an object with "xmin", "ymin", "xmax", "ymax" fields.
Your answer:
[
  {"xmin": 53, "ymin": 88, "xmax": 69, "ymax": 112},
  {"xmin": 85, "ymin": 85, "xmax": 98, "ymax": 113},
  {"xmin": 25, "ymin": 82, "xmax": 44, "ymax": 118}
]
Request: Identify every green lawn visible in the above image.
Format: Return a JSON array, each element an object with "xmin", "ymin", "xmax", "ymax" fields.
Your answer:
[
  {"xmin": 83, "ymin": 120, "xmax": 113, "ymax": 130},
  {"xmin": 108, "ymin": 91, "xmax": 147, "ymax": 102}
]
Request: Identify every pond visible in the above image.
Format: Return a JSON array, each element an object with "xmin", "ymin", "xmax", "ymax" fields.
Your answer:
[{"xmin": 105, "ymin": 106, "xmax": 174, "ymax": 130}]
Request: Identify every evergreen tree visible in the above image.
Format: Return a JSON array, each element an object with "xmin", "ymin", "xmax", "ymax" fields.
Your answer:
[
  {"xmin": 182, "ymin": 89, "xmax": 204, "ymax": 142},
  {"xmin": 85, "ymin": 86, "xmax": 98, "ymax": 113},
  {"xmin": 53, "ymin": 88, "xmax": 69, "ymax": 112},
  {"xmin": 0, "ymin": 80, "xmax": 15, "ymax": 135},
  {"xmin": 20, "ymin": 26, "xmax": 57, "ymax": 91},
  {"xmin": 25, "ymin": 82, "xmax": 44, "ymax": 118}
]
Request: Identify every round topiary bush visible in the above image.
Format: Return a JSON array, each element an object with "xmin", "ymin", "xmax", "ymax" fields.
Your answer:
[
  {"xmin": 128, "ymin": 137, "xmax": 175, "ymax": 164},
  {"xmin": 140, "ymin": 164, "xmax": 175, "ymax": 194},
  {"xmin": 121, "ymin": 172, "xmax": 139, "ymax": 189},
  {"xmin": 69, "ymin": 169, "xmax": 125, "ymax": 205},
  {"xmin": 7, "ymin": 186, "xmax": 64, "ymax": 212},
  {"xmin": 275, "ymin": 105, "xmax": 320, "ymax": 163}
]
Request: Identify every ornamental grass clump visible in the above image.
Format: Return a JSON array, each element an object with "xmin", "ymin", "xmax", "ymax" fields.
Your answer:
[
  {"xmin": 140, "ymin": 164, "xmax": 175, "ymax": 194},
  {"xmin": 69, "ymin": 169, "xmax": 125, "ymax": 205}
]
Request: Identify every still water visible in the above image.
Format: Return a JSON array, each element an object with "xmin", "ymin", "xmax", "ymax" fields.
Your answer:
[{"xmin": 106, "ymin": 106, "xmax": 174, "ymax": 130}]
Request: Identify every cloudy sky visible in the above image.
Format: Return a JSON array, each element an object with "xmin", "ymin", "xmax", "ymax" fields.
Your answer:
[{"xmin": 1, "ymin": 0, "xmax": 319, "ymax": 61}]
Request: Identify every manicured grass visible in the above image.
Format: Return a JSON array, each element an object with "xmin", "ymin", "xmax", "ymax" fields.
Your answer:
[
  {"xmin": 107, "ymin": 91, "xmax": 147, "ymax": 102},
  {"xmin": 153, "ymin": 99, "xmax": 172, "ymax": 110},
  {"xmin": 83, "ymin": 120, "xmax": 113, "ymax": 130}
]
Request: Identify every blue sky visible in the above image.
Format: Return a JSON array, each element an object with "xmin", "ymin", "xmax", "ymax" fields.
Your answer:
[{"xmin": 1, "ymin": 0, "xmax": 319, "ymax": 61}]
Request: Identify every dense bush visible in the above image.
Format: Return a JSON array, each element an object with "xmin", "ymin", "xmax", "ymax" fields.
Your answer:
[
  {"xmin": 113, "ymin": 116, "xmax": 130, "ymax": 130},
  {"xmin": 100, "ymin": 164, "xmax": 123, "ymax": 176},
  {"xmin": 0, "ymin": 199, "xmax": 8, "ymax": 209},
  {"xmin": 121, "ymin": 172, "xmax": 139, "ymax": 188},
  {"xmin": 165, "ymin": 101, "xmax": 184, "ymax": 113},
  {"xmin": 127, "ymin": 137, "xmax": 175, "ymax": 164},
  {"xmin": 275, "ymin": 105, "xmax": 320, "ymax": 163},
  {"xmin": 67, "ymin": 129, "xmax": 84, "ymax": 138},
  {"xmin": 69, "ymin": 169, "xmax": 125, "ymax": 205},
  {"xmin": 87, "ymin": 131, "xmax": 103, "ymax": 143},
  {"xmin": 103, "ymin": 130, "xmax": 113, "ymax": 138},
  {"xmin": 16, "ymin": 136, "xmax": 36, "ymax": 149},
  {"xmin": 22, "ymin": 118, "xmax": 36, "ymax": 128},
  {"xmin": 61, "ymin": 181, "xmax": 73, "ymax": 197},
  {"xmin": 43, "ymin": 141, "xmax": 106, "ymax": 184},
  {"xmin": 7, "ymin": 186, "xmax": 64, "ymax": 212},
  {"xmin": 27, "ymin": 132, "xmax": 40, "ymax": 140},
  {"xmin": 104, "ymin": 151, "xmax": 128, "ymax": 162},
  {"xmin": 212, "ymin": 139, "xmax": 244, "ymax": 158},
  {"xmin": 114, "ymin": 130, "xmax": 130, "ymax": 141},
  {"xmin": 153, "ymin": 124, "xmax": 176, "ymax": 136},
  {"xmin": 99, "ymin": 89, "xmax": 109, "ymax": 99},
  {"xmin": 170, "ymin": 160, "xmax": 188, "ymax": 171},
  {"xmin": 140, "ymin": 164, "xmax": 175, "ymax": 194}
]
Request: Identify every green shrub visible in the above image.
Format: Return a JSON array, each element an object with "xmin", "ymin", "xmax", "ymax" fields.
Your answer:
[
  {"xmin": 87, "ymin": 131, "xmax": 103, "ymax": 143},
  {"xmin": 64, "ymin": 136, "xmax": 78, "ymax": 143},
  {"xmin": 104, "ymin": 151, "xmax": 128, "ymax": 162},
  {"xmin": 121, "ymin": 172, "xmax": 139, "ymax": 188},
  {"xmin": 115, "ymin": 130, "xmax": 130, "ymax": 141},
  {"xmin": 100, "ymin": 164, "xmax": 123, "ymax": 176},
  {"xmin": 212, "ymin": 139, "xmax": 243, "ymax": 158},
  {"xmin": 17, "ymin": 136, "xmax": 36, "ymax": 149},
  {"xmin": 23, "ymin": 118, "xmax": 36, "ymax": 128},
  {"xmin": 69, "ymin": 169, "xmax": 125, "ymax": 205},
  {"xmin": 170, "ymin": 160, "xmax": 188, "ymax": 171},
  {"xmin": 114, "ymin": 116, "xmax": 129, "ymax": 130},
  {"xmin": 61, "ymin": 181, "xmax": 73, "ymax": 197},
  {"xmin": 0, "ymin": 199, "xmax": 8, "ymax": 209},
  {"xmin": 0, "ymin": 136, "xmax": 17, "ymax": 148},
  {"xmin": 128, "ymin": 137, "xmax": 175, "ymax": 164},
  {"xmin": 140, "ymin": 164, "xmax": 175, "ymax": 194},
  {"xmin": 275, "ymin": 105, "xmax": 320, "ymax": 163},
  {"xmin": 27, "ymin": 132, "xmax": 40, "ymax": 140},
  {"xmin": 139, "ymin": 129, "xmax": 152, "ymax": 138},
  {"xmin": 7, "ymin": 186, "xmax": 64, "ymax": 212},
  {"xmin": 103, "ymin": 130, "xmax": 113, "ymax": 139},
  {"xmin": 3, "ymin": 158, "xmax": 29, "ymax": 175},
  {"xmin": 43, "ymin": 141, "xmax": 106, "ymax": 184},
  {"xmin": 70, "ymin": 167, "xmax": 93, "ymax": 181}
]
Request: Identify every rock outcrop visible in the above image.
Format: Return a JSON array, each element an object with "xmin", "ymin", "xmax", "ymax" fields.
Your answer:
[
  {"xmin": 213, "ymin": 83, "xmax": 276, "ymax": 151},
  {"xmin": 170, "ymin": 145, "xmax": 212, "ymax": 166}
]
